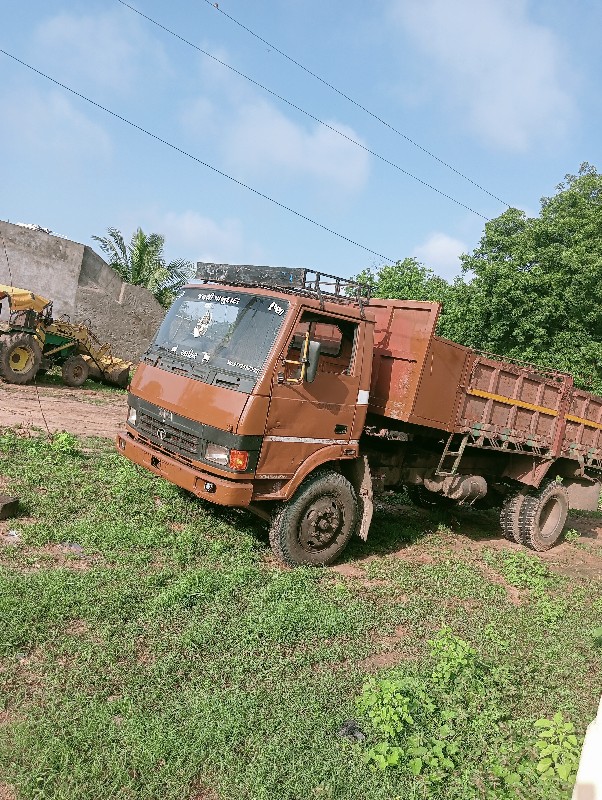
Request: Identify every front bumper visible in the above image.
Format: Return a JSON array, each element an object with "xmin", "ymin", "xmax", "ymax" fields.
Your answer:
[{"xmin": 116, "ymin": 432, "xmax": 254, "ymax": 507}]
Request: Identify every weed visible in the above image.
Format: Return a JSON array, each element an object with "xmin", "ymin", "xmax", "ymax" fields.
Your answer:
[
  {"xmin": 429, "ymin": 626, "xmax": 482, "ymax": 686},
  {"xmin": 533, "ymin": 713, "xmax": 580, "ymax": 783},
  {"xmin": 494, "ymin": 551, "xmax": 556, "ymax": 592},
  {"xmin": 564, "ymin": 528, "xmax": 581, "ymax": 543}
]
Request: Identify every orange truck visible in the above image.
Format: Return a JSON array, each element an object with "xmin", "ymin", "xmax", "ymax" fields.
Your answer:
[{"xmin": 117, "ymin": 264, "xmax": 602, "ymax": 566}]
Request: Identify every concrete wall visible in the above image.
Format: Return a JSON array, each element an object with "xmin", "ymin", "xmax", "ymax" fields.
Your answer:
[
  {"xmin": 0, "ymin": 219, "xmax": 167, "ymax": 361},
  {"xmin": 0, "ymin": 220, "xmax": 82, "ymax": 316}
]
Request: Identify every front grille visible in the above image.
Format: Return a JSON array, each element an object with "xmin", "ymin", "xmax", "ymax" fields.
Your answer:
[{"xmin": 137, "ymin": 410, "xmax": 199, "ymax": 455}]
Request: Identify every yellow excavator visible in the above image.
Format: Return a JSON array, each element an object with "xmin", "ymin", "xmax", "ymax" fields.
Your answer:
[{"xmin": 0, "ymin": 284, "xmax": 131, "ymax": 388}]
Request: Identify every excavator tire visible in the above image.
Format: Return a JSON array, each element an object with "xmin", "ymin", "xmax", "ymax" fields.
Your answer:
[
  {"xmin": 499, "ymin": 489, "xmax": 527, "ymax": 543},
  {"xmin": 0, "ymin": 333, "xmax": 42, "ymax": 384},
  {"xmin": 62, "ymin": 355, "xmax": 90, "ymax": 387},
  {"xmin": 269, "ymin": 469, "xmax": 358, "ymax": 567},
  {"xmin": 518, "ymin": 480, "xmax": 569, "ymax": 551}
]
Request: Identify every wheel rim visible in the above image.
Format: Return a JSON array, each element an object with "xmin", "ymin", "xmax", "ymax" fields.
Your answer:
[
  {"xmin": 10, "ymin": 346, "xmax": 33, "ymax": 373},
  {"xmin": 72, "ymin": 364, "xmax": 84, "ymax": 380},
  {"xmin": 299, "ymin": 496, "xmax": 346, "ymax": 552},
  {"xmin": 538, "ymin": 494, "xmax": 563, "ymax": 543}
]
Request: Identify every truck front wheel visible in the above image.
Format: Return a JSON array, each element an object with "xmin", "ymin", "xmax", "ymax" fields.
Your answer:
[
  {"xmin": 519, "ymin": 480, "xmax": 569, "ymax": 551},
  {"xmin": 269, "ymin": 470, "xmax": 358, "ymax": 567}
]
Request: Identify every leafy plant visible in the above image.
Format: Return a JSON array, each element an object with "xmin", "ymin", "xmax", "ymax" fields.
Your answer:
[
  {"xmin": 50, "ymin": 431, "xmax": 81, "ymax": 455},
  {"xmin": 429, "ymin": 626, "xmax": 481, "ymax": 686},
  {"xmin": 92, "ymin": 227, "xmax": 193, "ymax": 307},
  {"xmin": 564, "ymin": 528, "xmax": 580, "ymax": 543},
  {"xmin": 533, "ymin": 713, "xmax": 580, "ymax": 783},
  {"xmin": 357, "ymin": 677, "xmax": 431, "ymax": 740}
]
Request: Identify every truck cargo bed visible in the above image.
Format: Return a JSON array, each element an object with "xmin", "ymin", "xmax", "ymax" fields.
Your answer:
[{"xmin": 367, "ymin": 299, "xmax": 602, "ymax": 468}]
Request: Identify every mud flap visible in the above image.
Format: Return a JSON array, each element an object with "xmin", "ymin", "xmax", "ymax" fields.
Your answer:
[{"xmin": 348, "ymin": 455, "xmax": 374, "ymax": 541}]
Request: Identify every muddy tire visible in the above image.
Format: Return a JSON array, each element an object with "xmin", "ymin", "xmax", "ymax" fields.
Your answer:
[
  {"xmin": 62, "ymin": 355, "xmax": 90, "ymax": 387},
  {"xmin": 500, "ymin": 489, "xmax": 527, "ymax": 543},
  {"xmin": 519, "ymin": 480, "xmax": 569, "ymax": 551},
  {"xmin": 0, "ymin": 333, "xmax": 42, "ymax": 384},
  {"xmin": 406, "ymin": 484, "xmax": 454, "ymax": 509},
  {"xmin": 269, "ymin": 470, "xmax": 358, "ymax": 567}
]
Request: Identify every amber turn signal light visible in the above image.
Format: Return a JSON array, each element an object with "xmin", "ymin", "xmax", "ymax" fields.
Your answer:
[{"xmin": 229, "ymin": 449, "xmax": 249, "ymax": 471}]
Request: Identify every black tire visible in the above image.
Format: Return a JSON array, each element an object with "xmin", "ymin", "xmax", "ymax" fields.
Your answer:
[
  {"xmin": 62, "ymin": 355, "xmax": 90, "ymax": 387},
  {"xmin": 0, "ymin": 333, "xmax": 42, "ymax": 384},
  {"xmin": 518, "ymin": 480, "xmax": 569, "ymax": 551},
  {"xmin": 268, "ymin": 470, "xmax": 358, "ymax": 567},
  {"xmin": 499, "ymin": 489, "xmax": 527, "ymax": 543},
  {"xmin": 406, "ymin": 484, "xmax": 454, "ymax": 509}
]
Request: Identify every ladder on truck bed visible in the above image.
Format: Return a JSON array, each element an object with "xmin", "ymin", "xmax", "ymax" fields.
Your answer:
[{"xmin": 436, "ymin": 434, "xmax": 469, "ymax": 476}]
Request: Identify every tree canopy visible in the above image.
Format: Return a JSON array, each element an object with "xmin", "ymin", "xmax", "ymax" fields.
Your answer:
[
  {"xmin": 92, "ymin": 227, "xmax": 194, "ymax": 308},
  {"xmin": 355, "ymin": 164, "xmax": 602, "ymax": 394}
]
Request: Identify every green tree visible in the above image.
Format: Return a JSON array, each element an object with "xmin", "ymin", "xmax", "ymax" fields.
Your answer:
[
  {"xmin": 444, "ymin": 163, "xmax": 602, "ymax": 392},
  {"xmin": 92, "ymin": 227, "xmax": 194, "ymax": 308},
  {"xmin": 355, "ymin": 257, "xmax": 451, "ymax": 304}
]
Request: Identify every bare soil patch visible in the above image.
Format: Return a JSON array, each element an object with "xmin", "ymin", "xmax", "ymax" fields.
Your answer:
[
  {"xmin": 360, "ymin": 624, "xmax": 415, "ymax": 671},
  {"xmin": 0, "ymin": 382, "xmax": 127, "ymax": 438},
  {"xmin": 0, "ymin": 784, "xmax": 16, "ymax": 800}
]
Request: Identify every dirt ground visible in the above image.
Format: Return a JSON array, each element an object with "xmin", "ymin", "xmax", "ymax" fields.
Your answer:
[{"xmin": 0, "ymin": 381, "xmax": 127, "ymax": 439}]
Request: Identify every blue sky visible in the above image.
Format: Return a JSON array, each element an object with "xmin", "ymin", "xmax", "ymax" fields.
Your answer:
[{"xmin": 1, "ymin": 0, "xmax": 600, "ymax": 281}]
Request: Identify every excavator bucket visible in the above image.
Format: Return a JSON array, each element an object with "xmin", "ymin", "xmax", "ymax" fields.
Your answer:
[{"xmin": 81, "ymin": 355, "xmax": 131, "ymax": 388}]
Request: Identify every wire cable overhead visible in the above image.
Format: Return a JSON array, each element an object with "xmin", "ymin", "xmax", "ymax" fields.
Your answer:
[
  {"xmin": 118, "ymin": 0, "xmax": 489, "ymax": 220},
  {"xmin": 0, "ymin": 48, "xmax": 394, "ymax": 263},
  {"xmin": 200, "ymin": 0, "xmax": 510, "ymax": 208}
]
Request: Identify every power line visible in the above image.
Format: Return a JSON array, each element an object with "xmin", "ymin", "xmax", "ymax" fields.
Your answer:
[
  {"xmin": 0, "ymin": 47, "xmax": 394, "ymax": 263},
  {"xmin": 117, "ymin": 0, "xmax": 489, "ymax": 221},
  {"xmin": 201, "ymin": 0, "xmax": 510, "ymax": 208}
]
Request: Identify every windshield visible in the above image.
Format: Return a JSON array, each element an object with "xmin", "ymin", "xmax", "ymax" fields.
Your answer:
[{"xmin": 149, "ymin": 288, "xmax": 289, "ymax": 391}]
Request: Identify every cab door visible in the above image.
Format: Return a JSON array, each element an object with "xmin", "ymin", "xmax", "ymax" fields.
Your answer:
[{"xmin": 256, "ymin": 311, "xmax": 363, "ymax": 478}]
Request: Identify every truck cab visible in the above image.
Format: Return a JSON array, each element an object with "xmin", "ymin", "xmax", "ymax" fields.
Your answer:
[{"xmin": 117, "ymin": 264, "xmax": 374, "ymax": 565}]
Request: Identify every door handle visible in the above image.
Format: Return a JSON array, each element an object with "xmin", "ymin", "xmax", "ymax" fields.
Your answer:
[{"xmin": 335, "ymin": 425, "xmax": 348, "ymax": 434}]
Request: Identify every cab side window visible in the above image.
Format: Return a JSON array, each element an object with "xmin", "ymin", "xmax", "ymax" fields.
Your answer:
[{"xmin": 287, "ymin": 313, "xmax": 357, "ymax": 376}]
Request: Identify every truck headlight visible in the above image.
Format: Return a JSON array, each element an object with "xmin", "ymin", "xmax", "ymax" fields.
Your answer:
[
  {"xmin": 205, "ymin": 442, "xmax": 229, "ymax": 466},
  {"xmin": 127, "ymin": 406, "xmax": 137, "ymax": 426},
  {"xmin": 205, "ymin": 444, "xmax": 250, "ymax": 471}
]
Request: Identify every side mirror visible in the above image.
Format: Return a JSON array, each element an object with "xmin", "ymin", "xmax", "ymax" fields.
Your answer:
[{"xmin": 305, "ymin": 340, "xmax": 321, "ymax": 383}]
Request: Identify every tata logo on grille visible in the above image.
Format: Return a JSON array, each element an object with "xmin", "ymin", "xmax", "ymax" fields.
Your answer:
[{"xmin": 157, "ymin": 429, "xmax": 167, "ymax": 441}]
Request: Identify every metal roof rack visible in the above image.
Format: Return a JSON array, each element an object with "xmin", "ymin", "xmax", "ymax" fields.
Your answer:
[{"xmin": 194, "ymin": 262, "xmax": 372, "ymax": 308}]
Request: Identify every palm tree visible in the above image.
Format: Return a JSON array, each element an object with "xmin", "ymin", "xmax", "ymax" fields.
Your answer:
[{"xmin": 92, "ymin": 227, "xmax": 194, "ymax": 307}]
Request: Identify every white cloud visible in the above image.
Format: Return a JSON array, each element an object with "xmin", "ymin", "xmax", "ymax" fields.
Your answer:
[
  {"xmin": 222, "ymin": 100, "xmax": 370, "ymax": 192},
  {"xmin": 31, "ymin": 7, "xmax": 169, "ymax": 93},
  {"xmin": 412, "ymin": 232, "xmax": 467, "ymax": 279},
  {"xmin": 390, "ymin": 0, "xmax": 573, "ymax": 151},
  {"xmin": 140, "ymin": 210, "xmax": 258, "ymax": 265},
  {"xmin": 183, "ymin": 51, "xmax": 371, "ymax": 193},
  {"xmin": 1, "ymin": 87, "xmax": 111, "ymax": 160}
]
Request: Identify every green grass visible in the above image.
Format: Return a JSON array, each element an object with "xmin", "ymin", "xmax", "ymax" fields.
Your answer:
[{"xmin": 0, "ymin": 429, "xmax": 600, "ymax": 799}]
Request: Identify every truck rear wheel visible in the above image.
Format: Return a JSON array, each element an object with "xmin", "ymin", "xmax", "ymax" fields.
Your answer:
[
  {"xmin": 519, "ymin": 480, "xmax": 569, "ymax": 551},
  {"xmin": 62, "ymin": 355, "xmax": 90, "ymax": 387},
  {"xmin": 0, "ymin": 333, "xmax": 42, "ymax": 384},
  {"xmin": 268, "ymin": 470, "xmax": 358, "ymax": 567},
  {"xmin": 499, "ymin": 489, "xmax": 527, "ymax": 543}
]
